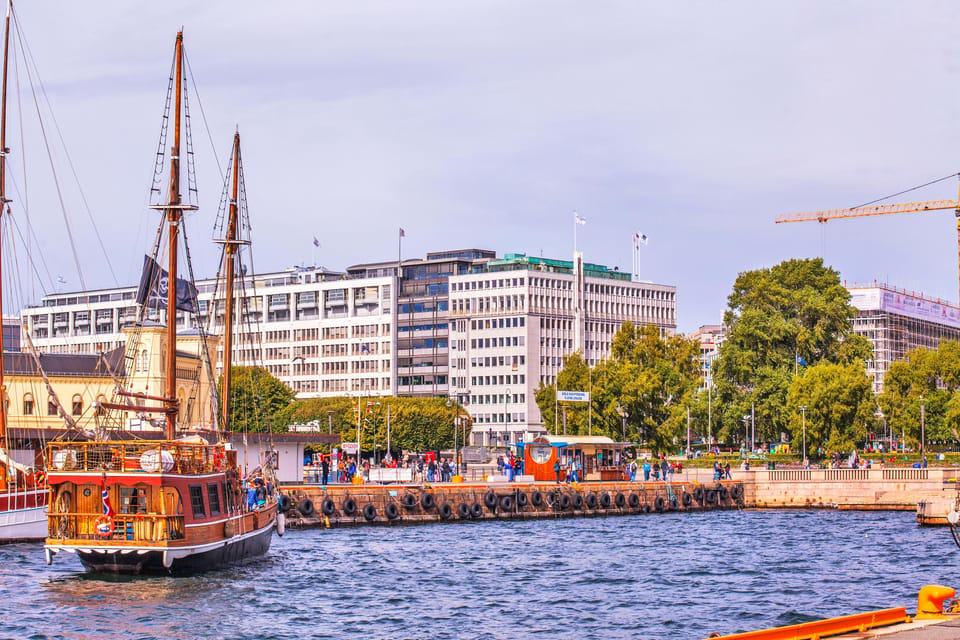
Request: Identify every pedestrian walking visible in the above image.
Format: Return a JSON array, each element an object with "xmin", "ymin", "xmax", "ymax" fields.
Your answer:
[
  {"xmin": 642, "ymin": 460, "xmax": 651, "ymax": 482},
  {"xmin": 321, "ymin": 456, "xmax": 330, "ymax": 486}
]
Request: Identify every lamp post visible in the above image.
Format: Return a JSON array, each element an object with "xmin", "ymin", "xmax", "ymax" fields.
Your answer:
[
  {"xmin": 504, "ymin": 387, "xmax": 511, "ymax": 447},
  {"xmin": 920, "ymin": 395, "xmax": 925, "ymax": 460},
  {"xmin": 799, "ymin": 405, "xmax": 806, "ymax": 465},
  {"xmin": 742, "ymin": 415, "xmax": 749, "ymax": 451}
]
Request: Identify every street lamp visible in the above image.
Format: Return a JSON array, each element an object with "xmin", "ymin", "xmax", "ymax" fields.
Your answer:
[
  {"xmin": 799, "ymin": 405, "xmax": 806, "ymax": 465},
  {"xmin": 742, "ymin": 415, "xmax": 750, "ymax": 451},
  {"xmin": 920, "ymin": 395, "xmax": 926, "ymax": 461}
]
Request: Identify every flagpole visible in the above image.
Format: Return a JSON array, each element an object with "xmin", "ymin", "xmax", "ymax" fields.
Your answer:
[{"xmin": 573, "ymin": 211, "xmax": 577, "ymax": 255}]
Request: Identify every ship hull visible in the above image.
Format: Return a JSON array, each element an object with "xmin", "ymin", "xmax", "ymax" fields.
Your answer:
[
  {"xmin": 47, "ymin": 517, "xmax": 275, "ymax": 574},
  {"xmin": 0, "ymin": 489, "xmax": 47, "ymax": 543}
]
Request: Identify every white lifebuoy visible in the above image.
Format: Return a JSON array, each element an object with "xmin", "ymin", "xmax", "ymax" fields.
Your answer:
[{"xmin": 276, "ymin": 512, "xmax": 285, "ymax": 536}]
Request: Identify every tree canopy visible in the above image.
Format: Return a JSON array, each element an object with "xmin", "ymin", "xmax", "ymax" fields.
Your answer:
[
  {"xmin": 223, "ymin": 366, "xmax": 295, "ymax": 433},
  {"xmin": 712, "ymin": 258, "xmax": 871, "ymax": 446}
]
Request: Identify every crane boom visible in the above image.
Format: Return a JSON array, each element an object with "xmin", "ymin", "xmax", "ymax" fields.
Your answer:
[{"xmin": 775, "ymin": 199, "xmax": 959, "ymax": 224}]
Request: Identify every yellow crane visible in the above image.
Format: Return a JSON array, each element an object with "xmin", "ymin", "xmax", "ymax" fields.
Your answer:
[{"xmin": 775, "ymin": 177, "xmax": 960, "ymax": 302}]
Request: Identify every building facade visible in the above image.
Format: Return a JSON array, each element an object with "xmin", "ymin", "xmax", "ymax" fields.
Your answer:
[
  {"xmin": 448, "ymin": 252, "xmax": 677, "ymax": 445},
  {"xmin": 848, "ymin": 283, "xmax": 960, "ymax": 393}
]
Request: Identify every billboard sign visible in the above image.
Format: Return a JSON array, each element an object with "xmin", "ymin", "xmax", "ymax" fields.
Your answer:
[{"xmin": 558, "ymin": 390, "xmax": 590, "ymax": 402}]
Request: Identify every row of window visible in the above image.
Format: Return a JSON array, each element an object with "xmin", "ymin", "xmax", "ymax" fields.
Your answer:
[{"xmin": 471, "ymin": 374, "xmax": 526, "ymax": 386}]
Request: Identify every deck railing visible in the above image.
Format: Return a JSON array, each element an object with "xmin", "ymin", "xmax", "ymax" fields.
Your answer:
[
  {"xmin": 48, "ymin": 511, "xmax": 186, "ymax": 542},
  {"xmin": 46, "ymin": 441, "xmax": 234, "ymax": 475}
]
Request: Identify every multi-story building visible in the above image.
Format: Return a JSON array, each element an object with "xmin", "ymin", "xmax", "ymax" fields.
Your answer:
[
  {"xmin": 690, "ymin": 324, "xmax": 726, "ymax": 390},
  {"xmin": 848, "ymin": 283, "xmax": 960, "ymax": 393},
  {"xmin": 22, "ymin": 266, "xmax": 397, "ymax": 399},
  {"xmin": 449, "ymin": 252, "xmax": 677, "ymax": 446},
  {"xmin": 347, "ymin": 249, "xmax": 495, "ymax": 398}
]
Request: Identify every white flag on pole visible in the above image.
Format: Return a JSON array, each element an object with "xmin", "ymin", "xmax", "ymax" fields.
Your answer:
[
  {"xmin": 636, "ymin": 232, "xmax": 648, "ymax": 245},
  {"xmin": 574, "ymin": 212, "xmax": 586, "ymax": 226}
]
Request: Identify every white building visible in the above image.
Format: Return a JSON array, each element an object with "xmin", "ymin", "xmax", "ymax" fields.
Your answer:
[
  {"xmin": 848, "ymin": 283, "xmax": 960, "ymax": 393},
  {"xmin": 23, "ymin": 266, "xmax": 397, "ymax": 398},
  {"xmin": 448, "ymin": 252, "xmax": 677, "ymax": 445}
]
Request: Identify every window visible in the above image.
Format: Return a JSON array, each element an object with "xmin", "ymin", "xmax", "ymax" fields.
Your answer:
[
  {"xmin": 120, "ymin": 487, "xmax": 147, "ymax": 514},
  {"xmin": 71, "ymin": 395, "xmax": 83, "ymax": 416},
  {"xmin": 189, "ymin": 485, "xmax": 206, "ymax": 518},
  {"xmin": 207, "ymin": 483, "xmax": 222, "ymax": 515},
  {"xmin": 23, "ymin": 394, "xmax": 33, "ymax": 415},
  {"xmin": 47, "ymin": 397, "xmax": 57, "ymax": 416}
]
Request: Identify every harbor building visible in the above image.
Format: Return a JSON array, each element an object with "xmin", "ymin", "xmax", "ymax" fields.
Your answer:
[
  {"xmin": 848, "ymin": 283, "xmax": 960, "ymax": 394},
  {"xmin": 346, "ymin": 249, "xmax": 496, "ymax": 398},
  {"xmin": 448, "ymin": 252, "xmax": 677, "ymax": 446},
  {"xmin": 22, "ymin": 266, "xmax": 397, "ymax": 399}
]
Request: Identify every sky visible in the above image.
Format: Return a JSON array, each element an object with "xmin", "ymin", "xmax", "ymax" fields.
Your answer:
[{"xmin": 6, "ymin": 1, "xmax": 960, "ymax": 333}]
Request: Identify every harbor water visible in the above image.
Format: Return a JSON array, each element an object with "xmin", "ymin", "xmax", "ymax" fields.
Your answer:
[{"xmin": 4, "ymin": 510, "xmax": 956, "ymax": 639}]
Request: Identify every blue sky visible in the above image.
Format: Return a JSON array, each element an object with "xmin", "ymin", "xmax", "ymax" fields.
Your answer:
[{"xmin": 8, "ymin": 1, "xmax": 960, "ymax": 332}]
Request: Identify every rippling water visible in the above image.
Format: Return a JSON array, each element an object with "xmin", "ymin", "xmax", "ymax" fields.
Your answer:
[{"xmin": 3, "ymin": 510, "xmax": 957, "ymax": 640}]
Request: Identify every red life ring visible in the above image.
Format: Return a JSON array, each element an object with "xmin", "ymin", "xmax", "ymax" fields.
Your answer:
[
  {"xmin": 34, "ymin": 470, "xmax": 46, "ymax": 486},
  {"xmin": 95, "ymin": 515, "xmax": 114, "ymax": 538}
]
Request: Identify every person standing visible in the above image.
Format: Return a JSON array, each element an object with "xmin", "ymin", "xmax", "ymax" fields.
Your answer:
[
  {"xmin": 642, "ymin": 460, "xmax": 651, "ymax": 482},
  {"xmin": 629, "ymin": 460, "xmax": 637, "ymax": 482},
  {"xmin": 724, "ymin": 462, "xmax": 732, "ymax": 479},
  {"xmin": 321, "ymin": 456, "xmax": 330, "ymax": 486},
  {"xmin": 660, "ymin": 458, "xmax": 669, "ymax": 483},
  {"xmin": 553, "ymin": 458, "xmax": 562, "ymax": 483}
]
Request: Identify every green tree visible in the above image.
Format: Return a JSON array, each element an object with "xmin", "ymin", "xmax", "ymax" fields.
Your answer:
[
  {"xmin": 713, "ymin": 258, "xmax": 871, "ymax": 445},
  {"xmin": 785, "ymin": 361, "xmax": 874, "ymax": 459},
  {"xmin": 535, "ymin": 351, "xmax": 591, "ymax": 435},
  {"xmin": 879, "ymin": 341, "xmax": 960, "ymax": 450},
  {"xmin": 223, "ymin": 366, "xmax": 296, "ymax": 433},
  {"xmin": 272, "ymin": 396, "xmax": 470, "ymax": 453}
]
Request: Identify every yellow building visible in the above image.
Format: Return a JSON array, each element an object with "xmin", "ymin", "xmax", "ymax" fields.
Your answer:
[{"xmin": 4, "ymin": 324, "xmax": 219, "ymax": 448}]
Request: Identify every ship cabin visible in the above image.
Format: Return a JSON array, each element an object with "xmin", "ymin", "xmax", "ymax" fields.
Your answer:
[
  {"xmin": 520, "ymin": 435, "xmax": 632, "ymax": 482},
  {"xmin": 46, "ymin": 438, "xmax": 253, "ymax": 544}
]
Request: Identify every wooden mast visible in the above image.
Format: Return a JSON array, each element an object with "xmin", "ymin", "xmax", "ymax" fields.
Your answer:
[
  {"xmin": 164, "ymin": 32, "xmax": 184, "ymax": 441},
  {"xmin": 220, "ymin": 132, "xmax": 241, "ymax": 432},
  {"xmin": 0, "ymin": 0, "xmax": 11, "ymax": 457}
]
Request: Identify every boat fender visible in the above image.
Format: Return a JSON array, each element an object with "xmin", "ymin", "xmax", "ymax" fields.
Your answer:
[
  {"xmin": 628, "ymin": 493, "xmax": 640, "ymax": 508},
  {"xmin": 95, "ymin": 515, "xmax": 114, "ymax": 538},
  {"xmin": 599, "ymin": 493, "xmax": 612, "ymax": 508},
  {"xmin": 573, "ymin": 493, "xmax": 584, "ymax": 509},
  {"xmin": 321, "ymin": 498, "xmax": 336, "ymax": 516},
  {"xmin": 276, "ymin": 512, "xmax": 285, "ymax": 536},
  {"xmin": 484, "ymin": 490, "xmax": 498, "ymax": 510},
  {"xmin": 614, "ymin": 492, "xmax": 626, "ymax": 508},
  {"xmin": 682, "ymin": 492, "xmax": 692, "ymax": 507},
  {"xmin": 719, "ymin": 486, "xmax": 730, "ymax": 501},
  {"xmin": 438, "ymin": 503, "xmax": 453, "ymax": 520},
  {"xmin": 362, "ymin": 504, "xmax": 377, "ymax": 521},
  {"xmin": 516, "ymin": 491, "xmax": 529, "ymax": 507},
  {"xmin": 402, "ymin": 493, "xmax": 418, "ymax": 510},
  {"xmin": 224, "ymin": 519, "xmax": 237, "ymax": 538},
  {"xmin": 297, "ymin": 498, "xmax": 315, "ymax": 517},
  {"xmin": 693, "ymin": 487, "xmax": 704, "ymax": 502},
  {"xmin": 585, "ymin": 493, "xmax": 598, "ymax": 509},
  {"xmin": 654, "ymin": 496, "xmax": 665, "ymax": 512},
  {"xmin": 458, "ymin": 503, "xmax": 471, "ymax": 519},
  {"xmin": 385, "ymin": 503, "xmax": 400, "ymax": 520},
  {"xmin": 545, "ymin": 492, "xmax": 557, "ymax": 507},
  {"xmin": 643, "ymin": 504, "xmax": 652, "ymax": 514},
  {"xmin": 730, "ymin": 484, "xmax": 742, "ymax": 500},
  {"xmin": 559, "ymin": 493, "xmax": 572, "ymax": 510},
  {"xmin": 278, "ymin": 494, "xmax": 292, "ymax": 512},
  {"xmin": 706, "ymin": 489, "xmax": 718, "ymax": 504},
  {"xmin": 531, "ymin": 491, "xmax": 544, "ymax": 507},
  {"xmin": 420, "ymin": 492, "xmax": 436, "ymax": 511},
  {"xmin": 342, "ymin": 497, "xmax": 357, "ymax": 516},
  {"xmin": 669, "ymin": 497, "xmax": 679, "ymax": 510},
  {"xmin": 499, "ymin": 495, "xmax": 514, "ymax": 512},
  {"xmin": 470, "ymin": 502, "xmax": 484, "ymax": 518}
]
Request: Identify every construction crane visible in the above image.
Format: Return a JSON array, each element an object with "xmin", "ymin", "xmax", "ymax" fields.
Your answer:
[{"xmin": 774, "ymin": 176, "xmax": 960, "ymax": 303}]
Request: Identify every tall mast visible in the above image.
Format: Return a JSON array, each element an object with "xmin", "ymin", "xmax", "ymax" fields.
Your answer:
[
  {"xmin": 0, "ymin": 0, "xmax": 12, "ymax": 444},
  {"xmin": 164, "ymin": 32, "xmax": 184, "ymax": 440},
  {"xmin": 220, "ymin": 132, "xmax": 241, "ymax": 432}
]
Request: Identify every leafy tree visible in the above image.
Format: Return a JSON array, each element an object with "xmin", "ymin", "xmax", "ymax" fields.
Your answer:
[
  {"xmin": 879, "ymin": 341, "xmax": 960, "ymax": 449},
  {"xmin": 223, "ymin": 366, "xmax": 295, "ymax": 433},
  {"xmin": 712, "ymin": 258, "xmax": 871, "ymax": 445},
  {"xmin": 535, "ymin": 351, "xmax": 590, "ymax": 435},
  {"xmin": 535, "ymin": 322, "xmax": 701, "ymax": 452},
  {"xmin": 272, "ymin": 396, "xmax": 470, "ymax": 454},
  {"xmin": 785, "ymin": 361, "xmax": 874, "ymax": 459}
]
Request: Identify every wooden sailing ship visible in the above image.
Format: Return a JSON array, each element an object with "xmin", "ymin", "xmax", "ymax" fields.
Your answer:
[{"xmin": 43, "ymin": 32, "xmax": 280, "ymax": 573}]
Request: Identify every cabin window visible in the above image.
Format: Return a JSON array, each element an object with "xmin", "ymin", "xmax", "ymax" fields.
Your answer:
[
  {"xmin": 224, "ymin": 480, "xmax": 236, "ymax": 512},
  {"xmin": 207, "ymin": 483, "xmax": 221, "ymax": 515},
  {"xmin": 71, "ymin": 395, "xmax": 83, "ymax": 416},
  {"xmin": 47, "ymin": 397, "xmax": 57, "ymax": 416},
  {"xmin": 23, "ymin": 394, "xmax": 33, "ymax": 415},
  {"xmin": 120, "ymin": 487, "xmax": 147, "ymax": 514},
  {"xmin": 188, "ymin": 485, "xmax": 205, "ymax": 518}
]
